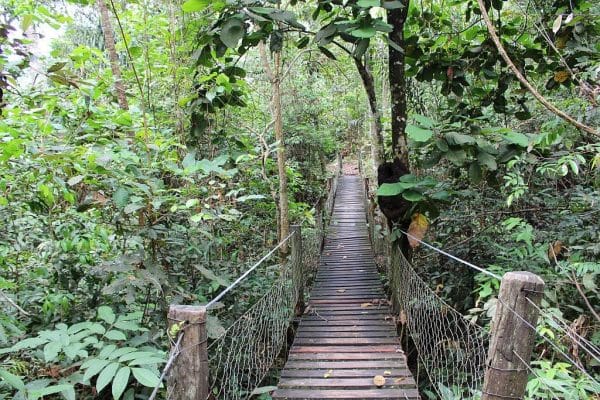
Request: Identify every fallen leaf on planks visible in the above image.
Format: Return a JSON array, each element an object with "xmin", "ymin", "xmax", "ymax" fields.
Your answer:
[{"xmin": 373, "ymin": 375, "xmax": 386, "ymax": 387}]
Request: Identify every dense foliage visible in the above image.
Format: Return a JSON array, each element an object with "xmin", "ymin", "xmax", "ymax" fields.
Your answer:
[{"xmin": 0, "ymin": 0, "xmax": 598, "ymax": 399}]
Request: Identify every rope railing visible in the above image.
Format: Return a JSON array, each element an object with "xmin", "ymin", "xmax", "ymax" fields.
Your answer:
[
  {"xmin": 162, "ymin": 157, "xmax": 342, "ymax": 400},
  {"xmin": 361, "ymin": 174, "xmax": 600, "ymax": 399}
]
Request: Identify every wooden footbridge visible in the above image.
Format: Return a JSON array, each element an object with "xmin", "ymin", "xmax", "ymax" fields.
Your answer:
[
  {"xmin": 272, "ymin": 175, "xmax": 419, "ymax": 399},
  {"xmin": 166, "ymin": 168, "xmax": 558, "ymax": 400}
]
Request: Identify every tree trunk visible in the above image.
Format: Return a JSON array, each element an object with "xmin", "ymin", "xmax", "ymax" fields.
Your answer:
[
  {"xmin": 354, "ymin": 57, "xmax": 384, "ymax": 173},
  {"xmin": 97, "ymin": 0, "xmax": 128, "ymax": 110},
  {"xmin": 388, "ymin": 0, "xmax": 410, "ymax": 171},
  {"xmin": 259, "ymin": 42, "xmax": 289, "ymax": 254}
]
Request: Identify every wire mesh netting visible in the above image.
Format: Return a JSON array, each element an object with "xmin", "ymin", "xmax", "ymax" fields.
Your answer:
[
  {"xmin": 204, "ymin": 174, "xmax": 339, "ymax": 400},
  {"xmin": 390, "ymin": 248, "xmax": 489, "ymax": 398},
  {"xmin": 364, "ymin": 178, "xmax": 489, "ymax": 399}
]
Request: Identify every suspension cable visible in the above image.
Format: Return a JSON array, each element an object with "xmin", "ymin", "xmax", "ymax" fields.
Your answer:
[
  {"xmin": 399, "ymin": 229, "xmax": 502, "ymax": 280},
  {"xmin": 205, "ymin": 231, "xmax": 296, "ymax": 309},
  {"xmin": 525, "ymin": 297, "xmax": 600, "ymax": 363},
  {"xmin": 497, "ymin": 297, "xmax": 600, "ymax": 386}
]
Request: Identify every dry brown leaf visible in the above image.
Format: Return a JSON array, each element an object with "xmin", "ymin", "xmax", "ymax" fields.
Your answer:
[
  {"xmin": 394, "ymin": 377, "xmax": 406, "ymax": 383},
  {"xmin": 548, "ymin": 240, "xmax": 563, "ymax": 261},
  {"xmin": 383, "ymin": 370, "xmax": 392, "ymax": 376},
  {"xmin": 373, "ymin": 375, "xmax": 386, "ymax": 387},
  {"xmin": 323, "ymin": 369, "xmax": 333, "ymax": 378},
  {"xmin": 408, "ymin": 213, "xmax": 429, "ymax": 248},
  {"xmin": 361, "ymin": 302, "xmax": 373, "ymax": 308},
  {"xmin": 337, "ymin": 289, "xmax": 346, "ymax": 293},
  {"xmin": 399, "ymin": 310, "xmax": 408, "ymax": 325}
]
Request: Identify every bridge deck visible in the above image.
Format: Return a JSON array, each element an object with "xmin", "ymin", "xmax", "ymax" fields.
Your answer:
[{"xmin": 273, "ymin": 175, "xmax": 420, "ymax": 399}]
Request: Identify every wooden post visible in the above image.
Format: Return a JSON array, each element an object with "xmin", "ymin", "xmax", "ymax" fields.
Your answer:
[
  {"xmin": 482, "ymin": 271, "xmax": 545, "ymax": 400},
  {"xmin": 290, "ymin": 225, "xmax": 304, "ymax": 315},
  {"xmin": 358, "ymin": 150, "xmax": 363, "ymax": 176},
  {"xmin": 337, "ymin": 153, "xmax": 342, "ymax": 175},
  {"xmin": 167, "ymin": 305, "xmax": 209, "ymax": 400}
]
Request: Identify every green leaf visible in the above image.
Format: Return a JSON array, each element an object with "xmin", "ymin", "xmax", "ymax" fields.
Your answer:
[
  {"xmin": 220, "ymin": 18, "xmax": 245, "ymax": 49},
  {"xmin": 43, "ymin": 341, "xmax": 62, "ymax": 362},
  {"xmin": 413, "ymin": 114, "xmax": 434, "ymax": 128},
  {"xmin": 112, "ymin": 367, "xmax": 130, "ymax": 400},
  {"xmin": 445, "ymin": 149, "xmax": 467, "ymax": 166},
  {"xmin": 382, "ymin": 0, "xmax": 405, "ymax": 9},
  {"xmin": 96, "ymin": 362, "xmax": 120, "ymax": 393},
  {"xmin": 402, "ymin": 190, "xmax": 424, "ymax": 202},
  {"xmin": 194, "ymin": 265, "xmax": 230, "ymax": 287},
  {"xmin": 318, "ymin": 46, "xmax": 337, "ymax": 60},
  {"xmin": 29, "ymin": 384, "xmax": 74, "ymax": 400},
  {"xmin": 0, "ymin": 370, "xmax": 25, "ymax": 390},
  {"xmin": 350, "ymin": 26, "xmax": 376, "ymax": 38},
  {"xmin": 128, "ymin": 357, "xmax": 166, "ymax": 366},
  {"xmin": 82, "ymin": 359, "xmax": 111, "ymax": 382},
  {"xmin": 406, "ymin": 124, "xmax": 433, "ymax": 142},
  {"xmin": 97, "ymin": 306, "xmax": 116, "ymax": 324},
  {"xmin": 376, "ymin": 182, "xmax": 409, "ymax": 196},
  {"xmin": 469, "ymin": 162, "xmax": 483, "ymax": 183},
  {"xmin": 478, "ymin": 151, "xmax": 498, "ymax": 171},
  {"xmin": 182, "ymin": 0, "xmax": 210, "ymax": 12},
  {"xmin": 446, "ymin": 132, "xmax": 476, "ymax": 145},
  {"xmin": 357, "ymin": 0, "xmax": 380, "ymax": 7},
  {"xmin": 47, "ymin": 62, "xmax": 67, "ymax": 73},
  {"xmin": 11, "ymin": 337, "xmax": 47, "ymax": 351},
  {"xmin": 131, "ymin": 367, "xmax": 161, "ymax": 388},
  {"xmin": 503, "ymin": 131, "xmax": 529, "ymax": 147},
  {"xmin": 104, "ymin": 330, "xmax": 127, "ymax": 341},
  {"xmin": 113, "ymin": 188, "xmax": 130, "ymax": 209}
]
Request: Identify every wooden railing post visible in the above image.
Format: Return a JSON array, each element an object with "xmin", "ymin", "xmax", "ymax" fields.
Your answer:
[
  {"xmin": 337, "ymin": 153, "xmax": 342, "ymax": 175},
  {"xmin": 358, "ymin": 150, "xmax": 363, "ymax": 176},
  {"xmin": 290, "ymin": 225, "xmax": 304, "ymax": 315},
  {"xmin": 167, "ymin": 305, "xmax": 209, "ymax": 400},
  {"xmin": 482, "ymin": 272, "xmax": 545, "ymax": 400}
]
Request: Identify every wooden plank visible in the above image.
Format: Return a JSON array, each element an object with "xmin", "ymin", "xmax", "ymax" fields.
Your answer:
[
  {"xmin": 290, "ymin": 345, "xmax": 401, "ymax": 353},
  {"xmin": 280, "ymin": 369, "xmax": 412, "ymax": 379},
  {"xmin": 293, "ymin": 337, "xmax": 400, "ymax": 345},
  {"xmin": 278, "ymin": 377, "xmax": 416, "ymax": 388},
  {"xmin": 288, "ymin": 353, "xmax": 406, "ymax": 361},
  {"xmin": 271, "ymin": 388, "xmax": 421, "ymax": 399}
]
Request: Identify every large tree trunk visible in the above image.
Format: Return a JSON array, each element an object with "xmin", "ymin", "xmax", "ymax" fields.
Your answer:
[
  {"xmin": 354, "ymin": 57, "xmax": 384, "ymax": 173},
  {"xmin": 259, "ymin": 42, "xmax": 289, "ymax": 254},
  {"xmin": 97, "ymin": 0, "xmax": 128, "ymax": 110},
  {"xmin": 388, "ymin": 0, "xmax": 410, "ymax": 170}
]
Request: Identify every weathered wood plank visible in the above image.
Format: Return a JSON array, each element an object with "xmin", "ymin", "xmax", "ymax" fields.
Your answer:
[{"xmin": 273, "ymin": 176, "xmax": 419, "ymax": 400}]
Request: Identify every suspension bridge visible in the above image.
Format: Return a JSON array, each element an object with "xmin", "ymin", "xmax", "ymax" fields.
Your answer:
[{"xmin": 160, "ymin": 160, "xmax": 600, "ymax": 400}]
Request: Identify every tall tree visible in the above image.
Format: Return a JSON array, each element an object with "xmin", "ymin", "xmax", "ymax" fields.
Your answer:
[
  {"xmin": 259, "ymin": 40, "xmax": 290, "ymax": 254},
  {"xmin": 388, "ymin": 0, "xmax": 410, "ymax": 171},
  {"xmin": 354, "ymin": 54, "xmax": 384, "ymax": 172},
  {"xmin": 97, "ymin": 0, "xmax": 128, "ymax": 110}
]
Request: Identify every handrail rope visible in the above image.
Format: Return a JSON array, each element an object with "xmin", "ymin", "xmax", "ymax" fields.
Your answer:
[
  {"xmin": 148, "ymin": 330, "xmax": 185, "ymax": 400},
  {"xmin": 205, "ymin": 231, "xmax": 296, "ymax": 310},
  {"xmin": 524, "ymin": 297, "xmax": 600, "ymax": 363},
  {"xmin": 398, "ymin": 229, "xmax": 502, "ymax": 280},
  {"xmin": 496, "ymin": 297, "xmax": 600, "ymax": 385},
  {"xmin": 511, "ymin": 349, "xmax": 563, "ymax": 400}
]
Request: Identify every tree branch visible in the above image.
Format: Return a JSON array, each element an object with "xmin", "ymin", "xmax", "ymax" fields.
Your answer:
[{"xmin": 476, "ymin": 0, "xmax": 599, "ymax": 138}]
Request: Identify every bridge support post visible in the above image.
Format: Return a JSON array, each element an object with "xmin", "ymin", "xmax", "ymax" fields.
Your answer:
[
  {"xmin": 167, "ymin": 305, "xmax": 209, "ymax": 400},
  {"xmin": 337, "ymin": 153, "xmax": 342, "ymax": 175},
  {"xmin": 482, "ymin": 271, "xmax": 545, "ymax": 400},
  {"xmin": 358, "ymin": 150, "xmax": 363, "ymax": 176},
  {"xmin": 290, "ymin": 225, "xmax": 304, "ymax": 315}
]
